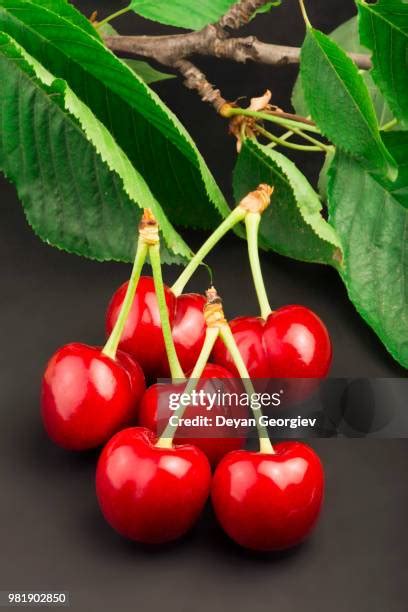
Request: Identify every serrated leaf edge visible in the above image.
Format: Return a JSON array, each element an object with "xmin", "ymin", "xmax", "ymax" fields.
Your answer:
[
  {"xmin": 0, "ymin": 31, "xmax": 192, "ymax": 262},
  {"xmin": 246, "ymin": 140, "xmax": 343, "ymax": 266},
  {"xmin": 301, "ymin": 28, "xmax": 397, "ymax": 180}
]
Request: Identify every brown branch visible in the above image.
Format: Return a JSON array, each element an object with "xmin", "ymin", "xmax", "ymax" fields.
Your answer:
[
  {"xmin": 103, "ymin": 0, "xmax": 372, "ymax": 110},
  {"xmin": 219, "ymin": 0, "xmax": 273, "ymax": 29},
  {"xmin": 174, "ymin": 59, "xmax": 227, "ymax": 112},
  {"xmin": 106, "ymin": 33, "xmax": 372, "ymax": 71}
]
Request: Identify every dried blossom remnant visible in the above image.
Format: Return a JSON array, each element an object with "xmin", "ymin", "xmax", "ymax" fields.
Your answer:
[
  {"xmin": 248, "ymin": 89, "xmax": 272, "ymax": 112},
  {"xmin": 228, "ymin": 113, "xmax": 257, "ymax": 152},
  {"xmin": 224, "ymin": 91, "xmax": 284, "ymax": 151},
  {"xmin": 204, "ymin": 287, "xmax": 228, "ymax": 329},
  {"xmin": 139, "ymin": 208, "xmax": 159, "ymax": 245},
  {"xmin": 248, "ymin": 89, "xmax": 284, "ymax": 115},
  {"xmin": 239, "ymin": 184, "xmax": 274, "ymax": 214}
]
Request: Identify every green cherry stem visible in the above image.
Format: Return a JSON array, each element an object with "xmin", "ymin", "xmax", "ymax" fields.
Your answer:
[
  {"xmin": 381, "ymin": 118, "xmax": 398, "ymax": 132},
  {"xmin": 95, "ymin": 6, "xmax": 131, "ymax": 29},
  {"xmin": 255, "ymin": 125, "xmax": 324, "ymax": 152},
  {"xmin": 298, "ymin": 0, "xmax": 312, "ymax": 28},
  {"xmin": 219, "ymin": 323, "xmax": 275, "ymax": 455},
  {"xmin": 102, "ymin": 239, "xmax": 148, "ymax": 360},
  {"xmin": 267, "ymin": 128, "xmax": 294, "ymax": 148},
  {"xmin": 171, "ymin": 206, "xmax": 245, "ymax": 297},
  {"xmin": 289, "ymin": 126, "xmax": 331, "ymax": 152},
  {"xmin": 172, "ymin": 184, "xmax": 274, "ymax": 297},
  {"xmin": 245, "ymin": 212, "xmax": 272, "ymax": 321},
  {"xmin": 155, "ymin": 326, "xmax": 219, "ymax": 449},
  {"xmin": 149, "ymin": 242, "xmax": 185, "ymax": 381},
  {"xmin": 223, "ymin": 106, "xmax": 321, "ymax": 135}
]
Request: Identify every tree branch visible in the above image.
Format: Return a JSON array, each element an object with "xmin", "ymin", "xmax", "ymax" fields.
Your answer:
[
  {"xmin": 174, "ymin": 59, "xmax": 227, "ymax": 112},
  {"xmin": 106, "ymin": 33, "xmax": 372, "ymax": 71},
  {"xmin": 103, "ymin": 0, "xmax": 372, "ymax": 110},
  {"xmin": 219, "ymin": 0, "xmax": 275, "ymax": 29}
]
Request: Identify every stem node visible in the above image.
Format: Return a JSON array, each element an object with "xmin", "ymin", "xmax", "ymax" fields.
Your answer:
[
  {"xmin": 238, "ymin": 184, "xmax": 274, "ymax": 214},
  {"xmin": 139, "ymin": 208, "xmax": 159, "ymax": 246},
  {"xmin": 204, "ymin": 287, "xmax": 228, "ymax": 328},
  {"xmin": 219, "ymin": 102, "xmax": 235, "ymax": 118}
]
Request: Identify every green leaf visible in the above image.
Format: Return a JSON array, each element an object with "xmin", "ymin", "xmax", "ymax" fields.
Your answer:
[
  {"xmin": 29, "ymin": 0, "xmax": 100, "ymax": 39},
  {"xmin": 358, "ymin": 0, "xmax": 408, "ymax": 128},
  {"xmin": 0, "ymin": 0, "xmax": 230, "ymax": 230},
  {"xmin": 123, "ymin": 59, "xmax": 175, "ymax": 84},
  {"xmin": 328, "ymin": 133, "xmax": 408, "ymax": 368},
  {"xmin": 377, "ymin": 131, "xmax": 408, "ymax": 209},
  {"xmin": 300, "ymin": 27, "xmax": 397, "ymax": 180},
  {"xmin": 317, "ymin": 148, "xmax": 335, "ymax": 201},
  {"xmin": 292, "ymin": 17, "xmax": 393, "ymax": 126},
  {"xmin": 291, "ymin": 70, "xmax": 309, "ymax": 118},
  {"xmin": 97, "ymin": 23, "xmax": 175, "ymax": 84},
  {"xmin": 128, "ymin": 0, "xmax": 236, "ymax": 30},
  {"xmin": 0, "ymin": 32, "xmax": 191, "ymax": 264},
  {"xmin": 251, "ymin": 1, "xmax": 282, "ymax": 19},
  {"xmin": 326, "ymin": 14, "xmax": 365, "ymax": 54},
  {"xmin": 233, "ymin": 139, "xmax": 343, "ymax": 267}
]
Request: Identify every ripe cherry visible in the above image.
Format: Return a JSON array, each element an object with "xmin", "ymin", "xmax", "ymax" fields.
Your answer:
[
  {"xmin": 96, "ymin": 427, "xmax": 211, "ymax": 544},
  {"xmin": 212, "ymin": 442, "xmax": 324, "ymax": 551},
  {"xmin": 139, "ymin": 364, "xmax": 246, "ymax": 466},
  {"xmin": 105, "ymin": 277, "xmax": 206, "ymax": 379},
  {"xmin": 41, "ymin": 343, "xmax": 145, "ymax": 451},
  {"xmin": 213, "ymin": 305, "xmax": 332, "ymax": 379}
]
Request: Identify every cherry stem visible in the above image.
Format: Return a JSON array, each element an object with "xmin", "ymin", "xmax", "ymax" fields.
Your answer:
[
  {"xmin": 298, "ymin": 0, "xmax": 312, "ymax": 28},
  {"xmin": 219, "ymin": 324, "xmax": 275, "ymax": 455},
  {"xmin": 155, "ymin": 326, "xmax": 219, "ymax": 449},
  {"xmin": 255, "ymin": 125, "xmax": 327, "ymax": 152},
  {"xmin": 171, "ymin": 206, "xmax": 246, "ymax": 297},
  {"xmin": 149, "ymin": 243, "xmax": 185, "ymax": 381},
  {"xmin": 267, "ymin": 128, "xmax": 295, "ymax": 148},
  {"xmin": 381, "ymin": 118, "xmax": 398, "ymax": 132},
  {"xmin": 95, "ymin": 6, "xmax": 131, "ymax": 29},
  {"xmin": 225, "ymin": 107, "xmax": 321, "ymax": 134},
  {"xmin": 102, "ymin": 240, "xmax": 148, "ymax": 360},
  {"xmin": 245, "ymin": 212, "xmax": 272, "ymax": 321}
]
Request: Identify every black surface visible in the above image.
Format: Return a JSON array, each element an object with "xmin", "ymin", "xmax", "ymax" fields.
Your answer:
[{"xmin": 0, "ymin": 1, "xmax": 407, "ymax": 611}]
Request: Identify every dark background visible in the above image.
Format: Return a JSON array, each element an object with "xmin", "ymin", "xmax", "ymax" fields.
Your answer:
[{"xmin": 1, "ymin": 1, "xmax": 407, "ymax": 610}]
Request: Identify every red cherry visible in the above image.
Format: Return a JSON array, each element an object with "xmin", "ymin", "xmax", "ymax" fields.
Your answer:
[
  {"xmin": 171, "ymin": 293, "xmax": 207, "ymax": 375},
  {"xmin": 106, "ymin": 277, "xmax": 206, "ymax": 379},
  {"xmin": 41, "ymin": 343, "xmax": 145, "ymax": 451},
  {"xmin": 213, "ymin": 306, "xmax": 332, "ymax": 379},
  {"xmin": 212, "ymin": 316, "xmax": 269, "ymax": 378},
  {"xmin": 212, "ymin": 442, "xmax": 324, "ymax": 551},
  {"xmin": 139, "ymin": 364, "xmax": 246, "ymax": 466},
  {"xmin": 105, "ymin": 277, "xmax": 175, "ymax": 378},
  {"xmin": 263, "ymin": 306, "xmax": 332, "ymax": 377},
  {"xmin": 96, "ymin": 427, "xmax": 211, "ymax": 544}
]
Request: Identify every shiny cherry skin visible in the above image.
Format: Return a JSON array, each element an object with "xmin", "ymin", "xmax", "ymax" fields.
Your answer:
[
  {"xmin": 96, "ymin": 427, "xmax": 211, "ymax": 544},
  {"xmin": 171, "ymin": 293, "xmax": 207, "ymax": 375},
  {"xmin": 263, "ymin": 306, "xmax": 332, "ymax": 377},
  {"xmin": 139, "ymin": 364, "xmax": 246, "ymax": 466},
  {"xmin": 213, "ymin": 306, "xmax": 332, "ymax": 379},
  {"xmin": 212, "ymin": 442, "xmax": 324, "ymax": 552},
  {"xmin": 106, "ymin": 277, "xmax": 206, "ymax": 379},
  {"xmin": 212, "ymin": 316, "xmax": 269, "ymax": 378},
  {"xmin": 41, "ymin": 343, "xmax": 145, "ymax": 451}
]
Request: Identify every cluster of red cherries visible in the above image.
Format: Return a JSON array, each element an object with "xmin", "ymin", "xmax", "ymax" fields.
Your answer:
[{"xmin": 41, "ymin": 187, "xmax": 331, "ymax": 552}]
